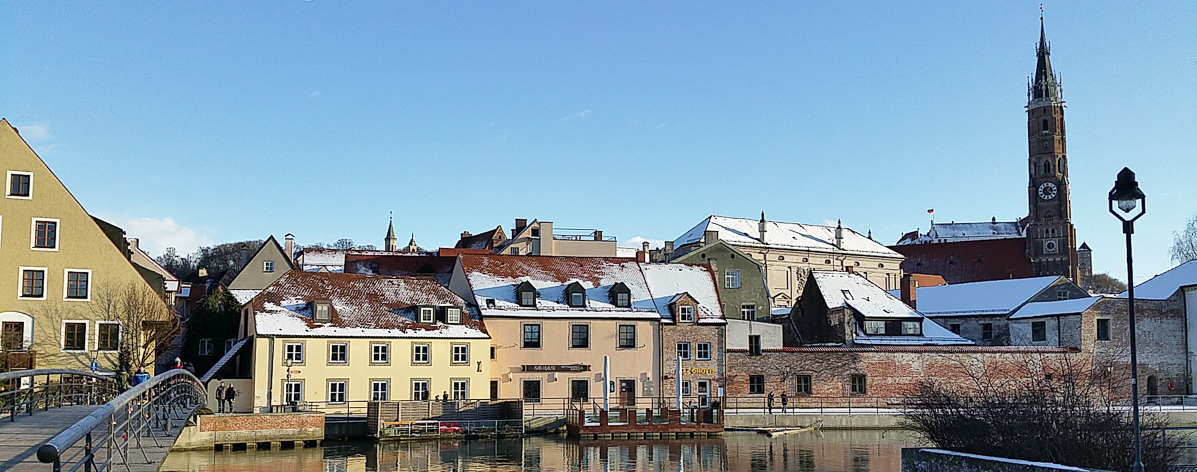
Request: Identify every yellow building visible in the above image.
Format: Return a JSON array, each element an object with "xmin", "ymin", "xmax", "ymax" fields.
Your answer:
[
  {"xmin": 240, "ymin": 271, "xmax": 490, "ymax": 413},
  {"xmin": 0, "ymin": 118, "xmax": 171, "ymax": 372}
]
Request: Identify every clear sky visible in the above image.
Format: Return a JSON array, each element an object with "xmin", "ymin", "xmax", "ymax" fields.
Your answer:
[{"xmin": 3, "ymin": 2, "xmax": 1194, "ymax": 282}]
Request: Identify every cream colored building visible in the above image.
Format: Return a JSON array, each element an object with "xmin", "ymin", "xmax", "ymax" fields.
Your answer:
[
  {"xmin": 239, "ymin": 271, "xmax": 490, "ymax": 413},
  {"xmin": 669, "ymin": 215, "xmax": 905, "ymax": 308},
  {"xmin": 495, "ymin": 219, "xmax": 618, "ymax": 257},
  {"xmin": 0, "ymin": 119, "xmax": 170, "ymax": 372}
]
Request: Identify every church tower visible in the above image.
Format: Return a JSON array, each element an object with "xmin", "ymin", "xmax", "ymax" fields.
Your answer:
[
  {"xmin": 384, "ymin": 216, "xmax": 398, "ymax": 252},
  {"xmin": 1025, "ymin": 19, "xmax": 1079, "ymax": 281}
]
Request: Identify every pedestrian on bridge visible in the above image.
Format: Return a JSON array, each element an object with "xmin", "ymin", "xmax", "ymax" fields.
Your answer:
[
  {"xmin": 781, "ymin": 392, "xmax": 788, "ymax": 414},
  {"xmin": 225, "ymin": 384, "xmax": 237, "ymax": 413},
  {"xmin": 215, "ymin": 382, "xmax": 227, "ymax": 413},
  {"xmin": 767, "ymin": 392, "xmax": 774, "ymax": 415}
]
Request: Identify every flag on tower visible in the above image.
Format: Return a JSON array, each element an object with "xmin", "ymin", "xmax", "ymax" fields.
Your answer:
[{"xmin": 927, "ymin": 209, "xmax": 934, "ymax": 214}]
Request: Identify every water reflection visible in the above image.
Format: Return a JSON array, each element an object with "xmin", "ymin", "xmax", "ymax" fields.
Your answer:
[{"xmin": 161, "ymin": 430, "xmax": 924, "ymax": 472}]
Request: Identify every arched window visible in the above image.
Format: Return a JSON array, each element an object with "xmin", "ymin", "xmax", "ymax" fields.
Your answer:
[
  {"xmin": 1044, "ymin": 160, "xmax": 1052, "ymax": 175},
  {"xmin": 1041, "ymin": 119, "xmax": 1050, "ymax": 133}
]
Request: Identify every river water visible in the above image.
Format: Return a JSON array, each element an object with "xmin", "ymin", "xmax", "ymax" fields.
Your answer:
[{"xmin": 161, "ymin": 430, "xmax": 925, "ymax": 472}]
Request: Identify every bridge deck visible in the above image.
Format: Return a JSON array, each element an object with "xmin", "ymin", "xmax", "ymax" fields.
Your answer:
[{"xmin": 0, "ymin": 406, "xmax": 101, "ymax": 472}]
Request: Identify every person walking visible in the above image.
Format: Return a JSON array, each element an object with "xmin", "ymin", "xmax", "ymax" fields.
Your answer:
[
  {"xmin": 766, "ymin": 391, "xmax": 775, "ymax": 415},
  {"xmin": 225, "ymin": 384, "xmax": 237, "ymax": 413},
  {"xmin": 781, "ymin": 392, "xmax": 788, "ymax": 414},
  {"xmin": 132, "ymin": 367, "xmax": 151, "ymax": 386},
  {"xmin": 215, "ymin": 382, "xmax": 227, "ymax": 413}
]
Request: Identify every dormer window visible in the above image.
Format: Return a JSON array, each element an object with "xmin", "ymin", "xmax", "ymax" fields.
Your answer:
[
  {"xmin": 564, "ymin": 282, "xmax": 586, "ymax": 308},
  {"xmin": 678, "ymin": 305, "xmax": 695, "ymax": 323},
  {"xmin": 609, "ymin": 282, "xmax": 631, "ymax": 308},
  {"xmin": 313, "ymin": 301, "xmax": 332, "ymax": 322},
  {"xmin": 419, "ymin": 306, "xmax": 435, "ymax": 324},
  {"xmin": 446, "ymin": 307, "xmax": 462, "ymax": 324},
  {"xmin": 515, "ymin": 281, "xmax": 537, "ymax": 307}
]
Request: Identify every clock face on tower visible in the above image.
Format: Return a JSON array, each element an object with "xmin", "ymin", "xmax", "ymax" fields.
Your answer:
[{"xmin": 1038, "ymin": 182, "xmax": 1058, "ymax": 200}]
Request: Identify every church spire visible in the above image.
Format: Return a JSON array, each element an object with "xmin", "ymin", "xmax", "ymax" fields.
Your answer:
[
  {"xmin": 384, "ymin": 213, "xmax": 398, "ymax": 252},
  {"xmin": 1030, "ymin": 15, "xmax": 1061, "ymax": 102}
]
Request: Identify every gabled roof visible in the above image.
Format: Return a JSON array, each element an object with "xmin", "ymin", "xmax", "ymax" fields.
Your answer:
[
  {"xmin": 229, "ymin": 235, "xmax": 297, "ymax": 289},
  {"xmin": 458, "ymin": 254, "xmax": 659, "ymax": 319},
  {"xmin": 1121, "ymin": 260, "xmax": 1197, "ymax": 300},
  {"xmin": 249, "ymin": 271, "xmax": 487, "ymax": 339},
  {"xmin": 641, "ymin": 263, "xmax": 725, "ymax": 324},
  {"xmin": 344, "ymin": 254, "xmax": 456, "ymax": 285},
  {"xmin": 455, "ymin": 226, "xmax": 507, "ymax": 250},
  {"xmin": 673, "ymin": 215, "xmax": 900, "ymax": 257},
  {"xmin": 296, "ymin": 248, "xmax": 348, "ymax": 272},
  {"xmin": 1009, "ymin": 296, "xmax": 1104, "ymax": 320},
  {"xmin": 810, "ymin": 271, "xmax": 971, "ymax": 345},
  {"xmin": 903, "ymin": 276, "xmax": 1063, "ymax": 317},
  {"xmin": 894, "ymin": 220, "xmax": 1024, "ymax": 245}
]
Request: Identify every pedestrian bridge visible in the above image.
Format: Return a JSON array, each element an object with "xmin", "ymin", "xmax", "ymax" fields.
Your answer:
[{"xmin": 0, "ymin": 368, "xmax": 205, "ymax": 472}]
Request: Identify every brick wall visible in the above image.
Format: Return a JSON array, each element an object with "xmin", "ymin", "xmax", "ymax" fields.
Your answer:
[
  {"xmin": 200, "ymin": 412, "xmax": 324, "ymax": 432},
  {"xmin": 660, "ymin": 323, "xmax": 724, "ymax": 402}
]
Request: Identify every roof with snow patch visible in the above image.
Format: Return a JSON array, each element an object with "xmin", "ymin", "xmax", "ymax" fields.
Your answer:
[
  {"xmin": 1008, "ymin": 296, "xmax": 1104, "ymax": 320},
  {"xmin": 672, "ymin": 216, "xmax": 901, "ymax": 257},
  {"xmin": 1120, "ymin": 260, "xmax": 1197, "ymax": 300},
  {"xmin": 894, "ymin": 220, "xmax": 1024, "ymax": 245},
  {"xmin": 640, "ymin": 263, "xmax": 725, "ymax": 324},
  {"xmin": 809, "ymin": 271, "xmax": 971, "ymax": 345},
  {"xmin": 900, "ymin": 276, "xmax": 1062, "ymax": 317},
  {"xmin": 459, "ymin": 255, "xmax": 659, "ymax": 319}
]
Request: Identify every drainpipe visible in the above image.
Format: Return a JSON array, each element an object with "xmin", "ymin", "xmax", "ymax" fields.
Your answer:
[{"xmin": 266, "ymin": 336, "xmax": 275, "ymax": 412}]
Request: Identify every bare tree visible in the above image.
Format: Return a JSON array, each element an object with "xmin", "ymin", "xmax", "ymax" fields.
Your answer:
[
  {"xmin": 1090, "ymin": 273, "xmax": 1128, "ymax": 294},
  {"xmin": 155, "ymin": 247, "xmax": 196, "ymax": 277},
  {"xmin": 333, "ymin": 238, "xmax": 355, "ymax": 250},
  {"xmin": 90, "ymin": 282, "xmax": 179, "ymax": 372},
  {"xmin": 1172, "ymin": 213, "xmax": 1197, "ymax": 263}
]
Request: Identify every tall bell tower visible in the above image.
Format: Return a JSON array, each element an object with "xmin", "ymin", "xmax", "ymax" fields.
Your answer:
[{"xmin": 1025, "ymin": 18, "xmax": 1079, "ymax": 281}]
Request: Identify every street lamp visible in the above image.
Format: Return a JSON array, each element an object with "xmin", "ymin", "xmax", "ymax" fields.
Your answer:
[{"xmin": 1109, "ymin": 167, "xmax": 1146, "ymax": 472}]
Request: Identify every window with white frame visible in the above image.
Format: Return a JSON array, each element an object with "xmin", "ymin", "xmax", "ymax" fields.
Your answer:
[
  {"xmin": 678, "ymin": 305, "xmax": 695, "ymax": 323},
  {"xmin": 452, "ymin": 344, "xmax": 469, "ymax": 364},
  {"xmin": 371, "ymin": 343, "xmax": 389, "ymax": 363},
  {"xmin": 198, "ymin": 338, "xmax": 214, "ymax": 356},
  {"xmin": 419, "ymin": 307, "xmax": 434, "ymax": 324},
  {"xmin": 284, "ymin": 342, "xmax": 304, "ymax": 363},
  {"xmin": 412, "ymin": 344, "xmax": 430, "ymax": 364},
  {"xmin": 371, "ymin": 380, "xmax": 389, "ymax": 401},
  {"xmin": 681, "ymin": 380, "xmax": 691, "ymax": 396},
  {"xmin": 446, "ymin": 307, "xmax": 461, "ymax": 324},
  {"xmin": 451, "ymin": 379, "xmax": 468, "ymax": 400},
  {"xmin": 741, "ymin": 304, "xmax": 756, "ymax": 320},
  {"xmin": 284, "ymin": 381, "xmax": 303, "ymax": 403},
  {"xmin": 32, "ymin": 219, "xmax": 58, "ymax": 249},
  {"xmin": 20, "ymin": 268, "xmax": 46, "ymax": 299},
  {"xmin": 864, "ymin": 320, "xmax": 886, "ymax": 335},
  {"xmin": 328, "ymin": 381, "xmax": 347, "ymax": 403},
  {"xmin": 63, "ymin": 322, "xmax": 87, "ymax": 351},
  {"xmin": 264, "ymin": 260, "xmax": 275, "ymax": 272},
  {"xmin": 412, "ymin": 380, "xmax": 430, "ymax": 400},
  {"xmin": 615, "ymin": 292, "xmax": 630, "ymax": 307},
  {"xmin": 725, "ymin": 269, "xmax": 741, "ymax": 289},
  {"xmin": 676, "ymin": 342, "xmax": 691, "ymax": 360},
  {"xmin": 8, "ymin": 171, "xmax": 32, "ymax": 198},
  {"xmin": 65, "ymin": 270, "xmax": 89, "ymax": 300},
  {"xmin": 696, "ymin": 342, "xmax": 711, "ymax": 361},
  {"xmin": 329, "ymin": 343, "xmax": 348, "ymax": 363}
]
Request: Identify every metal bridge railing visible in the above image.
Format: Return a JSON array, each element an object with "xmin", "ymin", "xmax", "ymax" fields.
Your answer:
[
  {"xmin": 0, "ymin": 369, "xmax": 118, "ymax": 421},
  {"xmin": 37, "ymin": 369, "xmax": 206, "ymax": 472}
]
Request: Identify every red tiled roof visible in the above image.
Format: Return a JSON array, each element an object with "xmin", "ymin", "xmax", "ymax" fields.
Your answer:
[{"xmin": 728, "ymin": 345, "xmax": 1078, "ymax": 354}]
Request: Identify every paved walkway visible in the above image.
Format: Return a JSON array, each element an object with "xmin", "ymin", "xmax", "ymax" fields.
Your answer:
[{"xmin": 0, "ymin": 405, "xmax": 101, "ymax": 472}]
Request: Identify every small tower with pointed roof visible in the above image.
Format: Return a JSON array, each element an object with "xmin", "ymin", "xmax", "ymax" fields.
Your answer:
[
  {"xmin": 384, "ymin": 216, "xmax": 398, "ymax": 252},
  {"xmin": 758, "ymin": 212, "xmax": 767, "ymax": 243},
  {"xmin": 405, "ymin": 234, "xmax": 420, "ymax": 254}
]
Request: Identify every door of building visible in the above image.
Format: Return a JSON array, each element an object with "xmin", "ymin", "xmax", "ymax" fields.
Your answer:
[
  {"xmin": 620, "ymin": 380, "xmax": 636, "ymax": 406},
  {"xmin": 490, "ymin": 380, "xmax": 499, "ymax": 400},
  {"xmin": 1, "ymin": 322, "xmax": 23, "ymax": 351},
  {"xmin": 697, "ymin": 380, "xmax": 710, "ymax": 408},
  {"xmin": 571, "ymin": 379, "xmax": 589, "ymax": 403},
  {"xmin": 1147, "ymin": 375, "xmax": 1159, "ymax": 396}
]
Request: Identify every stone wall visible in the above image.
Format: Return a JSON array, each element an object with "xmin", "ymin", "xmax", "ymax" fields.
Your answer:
[
  {"xmin": 901, "ymin": 448, "xmax": 1114, "ymax": 472},
  {"xmin": 661, "ymin": 323, "xmax": 724, "ymax": 404}
]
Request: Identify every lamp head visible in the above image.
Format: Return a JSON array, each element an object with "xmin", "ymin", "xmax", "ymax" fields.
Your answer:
[{"xmin": 1108, "ymin": 167, "xmax": 1146, "ymax": 223}]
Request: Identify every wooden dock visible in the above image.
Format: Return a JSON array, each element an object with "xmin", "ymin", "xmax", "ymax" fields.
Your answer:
[{"xmin": 566, "ymin": 407, "xmax": 724, "ymax": 440}]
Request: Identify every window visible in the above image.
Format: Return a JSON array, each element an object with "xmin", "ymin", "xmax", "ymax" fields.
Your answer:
[
  {"xmin": 949, "ymin": 323, "xmax": 961, "ymax": 335},
  {"xmin": 446, "ymin": 307, "xmax": 461, "ymax": 324},
  {"xmin": 264, "ymin": 260, "xmax": 275, "ymax": 272},
  {"xmin": 864, "ymin": 320, "xmax": 885, "ymax": 335},
  {"xmin": 328, "ymin": 381, "xmax": 347, "ymax": 403},
  {"xmin": 523, "ymin": 380, "xmax": 541, "ymax": 403},
  {"xmin": 21, "ymin": 269, "xmax": 45, "ymax": 298},
  {"xmin": 451, "ymin": 379, "xmax": 468, "ymax": 400},
  {"xmin": 748, "ymin": 335, "xmax": 762, "ymax": 356},
  {"xmin": 2, "ymin": 322, "xmax": 24, "ymax": 351},
  {"xmin": 571, "ymin": 324, "xmax": 589, "ymax": 348},
  {"xmin": 199, "ymin": 338, "xmax": 214, "ymax": 356},
  {"xmin": 371, "ymin": 380, "xmax": 389, "ymax": 401},
  {"xmin": 901, "ymin": 321, "xmax": 921, "ymax": 335},
  {"xmin": 33, "ymin": 220, "xmax": 57, "ymax": 249},
  {"xmin": 490, "ymin": 346, "xmax": 496, "ymax": 359},
  {"xmin": 1031, "ymin": 321, "xmax": 1047, "ymax": 342},
  {"xmin": 571, "ymin": 379, "xmax": 589, "ymax": 402},
  {"xmin": 850, "ymin": 374, "xmax": 867, "ymax": 395},
  {"xmin": 329, "ymin": 343, "xmax": 348, "ymax": 363},
  {"xmin": 419, "ymin": 307, "xmax": 434, "ymax": 324},
  {"xmin": 681, "ymin": 381, "xmax": 691, "ymax": 396},
  {"xmin": 8, "ymin": 171, "xmax": 32, "ymax": 197},
  {"xmin": 618, "ymin": 325, "xmax": 636, "ymax": 349},
  {"xmin": 725, "ymin": 269, "xmax": 741, "ymax": 289},
  {"xmin": 510, "ymin": 247, "xmax": 520, "ymax": 255},
  {"xmin": 676, "ymin": 342, "xmax": 691, "ymax": 360},
  {"xmin": 530, "ymin": 228, "xmax": 540, "ymax": 237},
  {"xmin": 615, "ymin": 292, "xmax": 630, "ymax": 307},
  {"xmin": 452, "ymin": 344, "xmax": 469, "ymax": 364},
  {"xmin": 65, "ymin": 271, "xmax": 89, "ymax": 300},
  {"xmin": 1056, "ymin": 288, "xmax": 1069, "ymax": 301},
  {"xmin": 740, "ymin": 304, "xmax": 756, "ymax": 320},
  {"xmin": 749, "ymin": 375, "xmax": 765, "ymax": 395},
  {"xmin": 678, "ymin": 305, "xmax": 695, "ymax": 322},
  {"xmin": 91, "ymin": 324, "xmax": 120, "ymax": 354},
  {"xmin": 796, "ymin": 375, "xmax": 812, "ymax": 395},
  {"xmin": 314, "ymin": 302, "xmax": 331, "ymax": 322},
  {"xmin": 1097, "ymin": 319, "xmax": 1111, "ymax": 341},
  {"xmin": 284, "ymin": 342, "xmax": 304, "ymax": 363},
  {"xmin": 224, "ymin": 339, "xmax": 235, "ymax": 353},
  {"xmin": 981, "ymin": 323, "xmax": 993, "ymax": 341},
  {"xmin": 63, "ymin": 322, "xmax": 87, "ymax": 351},
  {"xmin": 841, "ymin": 289, "xmax": 854, "ymax": 301},
  {"xmin": 696, "ymin": 342, "xmax": 711, "ymax": 361},
  {"xmin": 412, "ymin": 380, "xmax": 430, "ymax": 400},
  {"xmin": 516, "ymin": 282, "xmax": 537, "ymax": 307},
  {"xmin": 523, "ymin": 324, "xmax": 541, "ymax": 348},
  {"xmin": 371, "ymin": 343, "xmax": 389, "ymax": 364},
  {"xmin": 412, "ymin": 344, "xmax": 430, "ymax": 364},
  {"xmin": 570, "ymin": 291, "xmax": 585, "ymax": 307},
  {"xmin": 284, "ymin": 381, "xmax": 303, "ymax": 403}
]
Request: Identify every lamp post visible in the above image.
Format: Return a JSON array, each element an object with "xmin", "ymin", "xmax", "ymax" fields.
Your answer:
[{"xmin": 1109, "ymin": 167, "xmax": 1146, "ymax": 472}]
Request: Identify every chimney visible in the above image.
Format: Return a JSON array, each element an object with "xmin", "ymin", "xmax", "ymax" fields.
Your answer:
[
  {"xmin": 593, "ymin": 230, "xmax": 603, "ymax": 241},
  {"xmin": 900, "ymin": 274, "xmax": 917, "ymax": 310},
  {"xmin": 240, "ymin": 244, "xmax": 250, "ymax": 269},
  {"xmin": 636, "ymin": 250, "xmax": 647, "ymax": 262},
  {"xmin": 285, "ymin": 233, "xmax": 295, "ymax": 263},
  {"xmin": 758, "ymin": 211, "xmax": 768, "ymax": 243},
  {"xmin": 198, "ymin": 268, "xmax": 208, "ymax": 278},
  {"xmin": 834, "ymin": 220, "xmax": 844, "ymax": 250},
  {"xmin": 514, "ymin": 218, "xmax": 528, "ymax": 235},
  {"xmin": 664, "ymin": 241, "xmax": 674, "ymax": 256},
  {"xmin": 703, "ymin": 230, "xmax": 719, "ymax": 245},
  {"xmin": 642, "ymin": 241, "xmax": 650, "ymax": 252},
  {"xmin": 845, "ymin": 266, "xmax": 855, "ymax": 274},
  {"xmin": 461, "ymin": 231, "xmax": 472, "ymax": 239}
]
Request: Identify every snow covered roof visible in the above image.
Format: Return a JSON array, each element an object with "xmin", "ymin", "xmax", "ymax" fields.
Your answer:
[
  {"xmin": 615, "ymin": 247, "xmax": 639, "ymax": 258},
  {"xmin": 894, "ymin": 220, "xmax": 1024, "ymax": 245},
  {"xmin": 459, "ymin": 255, "xmax": 659, "ymax": 319},
  {"xmin": 672, "ymin": 216, "xmax": 901, "ymax": 257},
  {"xmin": 249, "ymin": 271, "xmax": 487, "ymax": 339},
  {"xmin": 1121, "ymin": 260, "xmax": 1197, "ymax": 299},
  {"xmin": 810, "ymin": 271, "xmax": 971, "ymax": 345},
  {"xmin": 641, "ymin": 263, "xmax": 725, "ymax": 324},
  {"xmin": 905, "ymin": 276, "xmax": 1062, "ymax": 317},
  {"xmin": 1009, "ymin": 296, "xmax": 1104, "ymax": 320},
  {"xmin": 229, "ymin": 289, "xmax": 262, "ymax": 306},
  {"xmin": 297, "ymin": 248, "xmax": 347, "ymax": 272}
]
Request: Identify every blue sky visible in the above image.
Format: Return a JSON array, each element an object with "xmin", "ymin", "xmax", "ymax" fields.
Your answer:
[{"xmin": 3, "ymin": 2, "xmax": 1194, "ymax": 282}]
